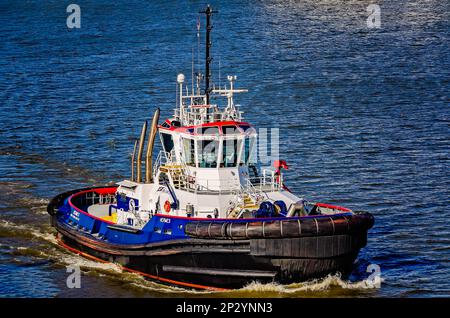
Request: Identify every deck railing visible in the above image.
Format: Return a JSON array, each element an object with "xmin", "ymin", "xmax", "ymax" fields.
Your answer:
[
  {"xmin": 174, "ymin": 107, "xmax": 243, "ymax": 126},
  {"xmin": 153, "ymin": 151, "xmax": 280, "ymax": 195}
]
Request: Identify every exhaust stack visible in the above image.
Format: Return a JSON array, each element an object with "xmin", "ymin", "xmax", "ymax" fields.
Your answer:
[
  {"xmin": 146, "ymin": 108, "xmax": 160, "ymax": 183},
  {"xmin": 130, "ymin": 139, "xmax": 138, "ymax": 181},
  {"xmin": 136, "ymin": 121, "xmax": 148, "ymax": 183}
]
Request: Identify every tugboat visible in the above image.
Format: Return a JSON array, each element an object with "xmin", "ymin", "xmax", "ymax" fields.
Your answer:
[{"xmin": 47, "ymin": 5, "xmax": 374, "ymax": 290}]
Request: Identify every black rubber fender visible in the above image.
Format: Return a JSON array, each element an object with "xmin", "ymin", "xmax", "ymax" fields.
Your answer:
[{"xmin": 185, "ymin": 211, "xmax": 374, "ymax": 240}]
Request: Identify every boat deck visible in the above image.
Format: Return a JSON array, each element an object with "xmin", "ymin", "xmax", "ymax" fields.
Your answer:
[{"xmin": 87, "ymin": 204, "xmax": 117, "ymax": 223}]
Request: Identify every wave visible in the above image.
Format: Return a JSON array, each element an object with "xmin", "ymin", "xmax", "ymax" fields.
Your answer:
[
  {"xmin": 238, "ymin": 274, "xmax": 377, "ymax": 294},
  {"xmin": 0, "ymin": 219, "xmax": 57, "ymax": 243},
  {"xmin": 119, "ymin": 273, "xmax": 380, "ymax": 297},
  {"xmin": 0, "ymin": 181, "xmax": 49, "ymax": 215},
  {"xmin": 0, "ymin": 147, "xmax": 108, "ymax": 184},
  {"xmin": 0, "ymin": 218, "xmax": 185, "ymax": 293},
  {"xmin": 0, "ymin": 219, "xmax": 380, "ymax": 297}
]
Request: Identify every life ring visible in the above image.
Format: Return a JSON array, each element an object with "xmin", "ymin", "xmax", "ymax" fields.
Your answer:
[{"xmin": 164, "ymin": 200, "xmax": 171, "ymax": 213}]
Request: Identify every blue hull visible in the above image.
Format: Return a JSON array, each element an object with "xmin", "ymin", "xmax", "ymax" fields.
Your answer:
[{"xmin": 48, "ymin": 187, "xmax": 374, "ymax": 289}]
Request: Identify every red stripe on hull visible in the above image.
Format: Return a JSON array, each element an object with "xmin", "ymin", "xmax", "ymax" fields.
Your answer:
[
  {"xmin": 57, "ymin": 237, "xmax": 228, "ymax": 292},
  {"xmin": 67, "ymin": 187, "xmax": 117, "ymax": 225}
]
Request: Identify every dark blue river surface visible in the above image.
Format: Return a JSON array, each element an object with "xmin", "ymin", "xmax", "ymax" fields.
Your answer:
[{"xmin": 0, "ymin": 0, "xmax": 448, "ymax": 298}]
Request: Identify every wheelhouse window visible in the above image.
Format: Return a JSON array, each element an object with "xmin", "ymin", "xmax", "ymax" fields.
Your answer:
[
  {"xmin": 197, "ymin": 126, "xmax": 219, "ymax": 135},
  {"xmin": 221, "ymin": 138, "xmax": 241, "ymax": 167},
  {"xmin": 239, "ymin": 125, "xmax": 251, "ymax": 132},
  {"xmin": 160, "ymin": 133, "xmax": 174, "ymax": 153},
  {"xmin": 221, "ymin": 125, "xmax": 239, "ymax": 135},
  {"xmin": 182, "ymin": 138, "xmax": 196, "ymax": 167},
  {"xmin": 197, "ymin": 139, "xmax": 219, "ymax": 168},
  {"xmin": 240, "ymin": 136, "xmax": 256, "ymax": 165}
]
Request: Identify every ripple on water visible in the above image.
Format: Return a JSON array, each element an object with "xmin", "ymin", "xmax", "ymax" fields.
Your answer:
[{"xmin": 0, "ymin": 0, "xmax": 449, "ymax": 297}]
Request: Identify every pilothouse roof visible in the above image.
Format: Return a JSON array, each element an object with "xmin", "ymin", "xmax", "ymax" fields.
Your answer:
[{"xmin": 159, "ymin": 120, "xmax": 256, "ymax": 139}]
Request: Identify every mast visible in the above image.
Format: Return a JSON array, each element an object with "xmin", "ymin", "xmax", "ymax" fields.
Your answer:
[{"xmin": 199, "ymin": 4, "xmax": 217, "ymax": 106}]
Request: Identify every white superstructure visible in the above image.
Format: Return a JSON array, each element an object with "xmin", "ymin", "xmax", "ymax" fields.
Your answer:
[{"xmin": 113, "ymin": 74, "xmax": 302, "ymax": 226}]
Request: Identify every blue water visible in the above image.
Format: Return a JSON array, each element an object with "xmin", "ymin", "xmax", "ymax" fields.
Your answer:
[{"xmin": 0, "ymin": 0, "xmax": 449, "ymax": 297}]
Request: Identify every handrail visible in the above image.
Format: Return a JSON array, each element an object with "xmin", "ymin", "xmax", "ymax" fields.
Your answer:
[
  {"xmin": 174, "ymin": 107, "xmax": 243, "ymax": 126},
  {"xmin": 67, "ymin": 187, "xmax": 118, "ymax": 225},
  {"xmin": 226, "ymin": 178, "xmax": 268, "ymax": 218},
  {"xmin": 153, "ymin": 151, "xmax": 279, "ymax": 196},
  {"xmin": 163, "ymin": 180, "xmax": 179, "ymax": 209},
  {"xmin": 153, "ymin": 150, "xmax": 175, "ymax": 178}
]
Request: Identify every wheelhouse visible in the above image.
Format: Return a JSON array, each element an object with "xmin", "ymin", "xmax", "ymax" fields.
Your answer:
[{"xmin": 158, "ymin": 121, "xmax": 257, "ymax": 169}]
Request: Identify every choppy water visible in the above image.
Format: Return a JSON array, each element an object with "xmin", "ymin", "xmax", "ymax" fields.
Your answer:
[{"xmin": 0, "ymin": 0, "xmax": 448, "ymax": 298}]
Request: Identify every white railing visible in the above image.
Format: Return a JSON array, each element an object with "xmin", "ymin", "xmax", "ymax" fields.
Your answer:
[
  {"xmin": 226, "ymin": 178, "xmax": 269, "ymax": 218},
  {"xmin": 153, "ymin": 150, "xmax": 177, "ymax": 178},
  {"xmin": 248, "ymin": 168, "xmax": 282, "ymax": 192},
  {"xmin": 243, "ymin": 178, "xmax": 267, "ymax": 204},
  {"xmin": 174, "ymin": 106, "xmax": 243, "ymax": 126},
  {"xmin": 154, "ymin": 150, "xmax": 280, "ymax": 196}
]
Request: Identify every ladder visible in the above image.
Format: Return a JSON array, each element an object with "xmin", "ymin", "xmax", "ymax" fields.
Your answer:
[
  {"xmin": 243, "ymin": 193, "xmax": 259, "ymax": 210},
  {"xmin": 160, "ymin": 163, "xmax": 198, "ymax": 193},
  {"xmin": 227, "ymin": 180, "xmax": 266, "ymax": 218}
]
